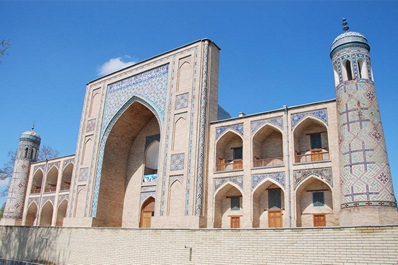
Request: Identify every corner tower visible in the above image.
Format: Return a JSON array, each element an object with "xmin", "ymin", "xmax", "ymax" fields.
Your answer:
[
  {"xmin": 1, "ymin": 129, "xmax": 41, "ymax": 225},
  {"xmin": 331, "ymin": 19, "xmax": 398, "ymax": 225}
]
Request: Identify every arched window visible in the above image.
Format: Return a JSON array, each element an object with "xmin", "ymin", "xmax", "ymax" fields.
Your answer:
[
  {"xmin": 24, "ymin": 148, "xmax": 29, "ymax": 158},
  {"xmin": 357, "ymin": 58, "xmax": 369, "ymax": 79},
  {"xmin": 344, "ymin": 60, "xmax": 353, "ymax": 81}
]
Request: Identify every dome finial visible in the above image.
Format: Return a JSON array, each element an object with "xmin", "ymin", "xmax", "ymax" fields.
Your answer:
[
  {"xmin": 32, "ymin": 121, "xmax": 35, "ymax": 131},
  {"xmin": 342, "ymin": 18, "xmax": 349, "ymax": 32}
]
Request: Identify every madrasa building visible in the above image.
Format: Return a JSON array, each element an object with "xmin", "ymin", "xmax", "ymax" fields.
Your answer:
[{"xmin": 2, "ymin": 21, "xmax": 398, "ymax": 229}]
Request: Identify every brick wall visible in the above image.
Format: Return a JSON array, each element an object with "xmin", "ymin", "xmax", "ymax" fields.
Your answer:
[{"xmin": 1, "ymin": 225, "xmax": 398, "ymax": 264}]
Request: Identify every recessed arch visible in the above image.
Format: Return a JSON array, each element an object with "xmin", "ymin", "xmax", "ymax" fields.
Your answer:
[
  {"xmin": 293, "ymin": 117, "xmax": 329, "ymax": 163},
  {"xmin": 140, "ymin": 196, "xmax": 155, "ymax": 228},
  {"xmin": 172, "ymin": 116, "xmax": 188, "ymax": 151},
  {"xmin": 295, "ymin": 176, "xmax": 333, "ymax": 227},
  {"xmin": 39, "ymin": 201, "xmax": 54, "ymax": 226},
  {"xmin": 56, "ymin": 199, "xmax": 68, "ymax": 226},
  {"xmin": 357, "ymin": 58, "xmax": 369, "ymax": 79},
  {"xmin": 25, "ymin": 202, "xmax": 38, "ymax": 226},
  {"xmin": 94, "ymin": 99, "xmax": 161, "ymax": 227},
  {"xmin": 45, "ymin": 166, "xmax": 58, "ymax": 192},
  {"xmin": 168, "ymin": 179, "xmax": 184, "ymax": 216},
  {"xmin": 252, "ymin": 179, "xmax": 285, "ymax": 228},
  {"xmin": 61, "ymin": 163, "xmax": 73, "ymax": 191},
  {"xmin": 177, "ymin": 60, "xmax": 192, "ymax": 92},
  {"xmin": 214, "ymin": 183, "xmax": 243, "ymax": 228},
  {"xmin": 252, "ymin": 124, "xmax": 283, "ymax": 167},
  {"xmin": 342, "ymin": 59, "xmax": 353, "ymax": 81},
  {"xmin": 31, "ymin": 169, "xmax": 44, "ymax": 194},
  {"xmin": 215, "ymin": 130, "xmax": 243, "ymax": 171}
]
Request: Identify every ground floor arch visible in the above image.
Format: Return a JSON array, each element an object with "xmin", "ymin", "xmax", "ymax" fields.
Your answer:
[
  {"xmin": 295, "ymin": 176, "xmax": 334, "ymax": 227},
  {"xmin": 39, "ymin": 201, "xmax": 54, "ymax": 226},
  {"xmin": 214, "ymin": 183, "xmax": 243, "ymax": 228},
  {"xmin": 253, "ymin": 180, "xmax": 285, "ymax": 228},
  {"xmin": 25, "ymin": 202, "xmax": 38, "ymax": 226},
  {"xmin": 140, "ymin": 197, "xmax": 155, "ymax": 228}
]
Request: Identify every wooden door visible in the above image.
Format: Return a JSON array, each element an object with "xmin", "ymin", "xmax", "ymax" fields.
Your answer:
[
  {"xmin": 313, "ymin": 214, "xmax": 326, "ymax": 227},
  {"xmin": 140, "ymin": 211, "xmax": 152, "ymax": 228},
  {"xmin": 268, "ymin": 210, "xmax": 283, "ymax": 228},
  {"xmin": 230, "ymin": 216, "xmax": 240, "ymax": 228},
  {"xmin": 311, "ymin": 149, "xmax": 323, "ymax": 161}
]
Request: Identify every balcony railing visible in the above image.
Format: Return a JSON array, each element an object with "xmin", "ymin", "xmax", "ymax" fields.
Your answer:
[
  {"xmin": 295, "ymin": 149, "xmax": 330, "ymax": 163},
  {"xmin": 253, "ymin": 157, "xmax": 284, "ymax": 167},
  {"xmin": 143, "ymin": 174, "xmax": 157, "ymax": 183},
  {"xmin": 60, "ymin": 182, "xmax": 71, "ymax": 191},
  {"xmin": 44, "ymin": 185, "xmax": 57, "ymax": 193},
  {"xmin": 31, "ymin": 187, "xmax": 41, "ymax": 194},
  {"xmin": 216, "ymin": 159, "xmax": 243, "ymax": 171}
]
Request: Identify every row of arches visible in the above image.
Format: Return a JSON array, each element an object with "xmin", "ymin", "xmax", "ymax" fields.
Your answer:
[
  {"xmin": 216, "ymin": 117, "xmax": 329, "ymax": 171},
  {"xmin": 25, "ymin": 200, "xmax": 68, "ymax": 226},
  {"xmin": 333, "ymin": 58, "xmax": 371, "ymax": 86},
  {"xmin": 31, "ymin": 163, "xmax": 73, "ymax": 194},
  {"xmin": 213, "ymin": 176, "xmax": 333, "ymax": 228}
]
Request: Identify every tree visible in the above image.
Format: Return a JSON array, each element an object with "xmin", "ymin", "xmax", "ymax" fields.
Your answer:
[
  {"xmin": 38, "ymin": 145, "xmax": 60, "ymax": 161},
  {"xmin": 0, "ymin": 146, "xmax": 59, "ymax": 197}
]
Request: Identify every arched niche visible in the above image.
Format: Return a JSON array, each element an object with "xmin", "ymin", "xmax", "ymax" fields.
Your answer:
[
  {"xmin": 140, "ymin": 197, "xmax": 155, "ymax": 228},
  {"xmin": 215, "ymin": 131, "xmax": 243, "ymax": 171},
  {"xmin": 25, "ymin": 202, "xmax": 38, "ymax": 226},
  {"xmin": 61, "ymin": 163, "xmax": 73, "ymax": 191},
  {"xmin": 45, "ymin": 166, "xmax": 58, "ymax": 193},
  {"xmin": 31, "ymin": 170, "xmax": 44, "ymax": 194},
  {"xmin": 252, "ymin": 124, "xmax": 283, "ymax": 167},
  {"xmin": 56, "ymin": 200, "xmax": 68, "ymax": 226},
  {"xmin": 39, "ymin": 201, "xmax": 54, "ymax": 226},
  {"xmin": 214, "ymin": 183, "xmax": 243, "ymax": 228}
]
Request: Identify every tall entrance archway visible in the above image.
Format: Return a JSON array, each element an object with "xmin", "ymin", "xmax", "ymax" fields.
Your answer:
[{"xmin": 95, "ymin": 101, "xmax": 160, "ymax": 227}]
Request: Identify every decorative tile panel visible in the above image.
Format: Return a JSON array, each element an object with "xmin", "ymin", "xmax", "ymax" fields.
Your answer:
[
  {"xmin": 293, "ymin": 167, "xmax": 333, "ymax": 190},
  {"xmin": 48, "ymin": 161, "xmax": 60, "ymax": 170},
  {"xmin": 214, "ymin": 176, "xmax": 243, "ymax": 192},
  {"xmin": 251, "ymin": 116, "xmax": 283, "ymax": 134},
  {"xmin": 63, "ymin": 158, "xmax": 75, "ymax": 168},
  {"xmin": 86, "ymin": 118, "xmax": 96, "ymax": 133},
  {"xmin": 291, "ymin": 109, "xmax": 328, "ymax": 128},
  {"xmin": 79, "ymin": 167, "xmax": 89, "ymax": 182},
  {"xmin": 41, "ymin": 195, "xmax": 55, "ymax": 207},
  {"xmin": 175, "ymin": 92, "xmax": 189, "ymax": 110},
  {"xmin": 252, "ymin": 172, "xmax": 285, "ymax": 190},
  {"xmin": 140, "ymin": 191, "xmax": 156, "ymax": 205},
  {"xmin": 216, "ymin": 123, "xmax": 244, "ymax": 140},
  {"xmin": 170, "ymin": 153, "xmax": 185, "ymax": 171},
  {"xmin": 58, "ymin": 194, "xmax": 69, "ymax": 207}
]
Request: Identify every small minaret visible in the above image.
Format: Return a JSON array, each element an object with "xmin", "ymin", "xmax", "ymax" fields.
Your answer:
[
  {"xmin": 1, "ymin": 127, "xmax": 41, "ymax": 225},
  {"xmin": 331, "ymin": 19, "xmax": 398, "ymax": 225}
]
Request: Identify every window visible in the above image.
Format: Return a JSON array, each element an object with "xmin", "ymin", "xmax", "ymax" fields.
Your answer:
[
  {"xmin": 233, "ymin": 147, "xmax": 243, "ymax": 160},
  {"xmin": 345, "ymin": 60, "xmax": 353, "ymax": 80},
  {"xmin": 231, "ymin": 196, "xmax": 240, "ymax": 211},
  {"xmin": 310, "ymin": 133, "xmax": 322, "ymax": 149},
  {"xmin": 313, "ymin": 192, "xmax": 325, "ymax": 207},
  {"xmin": 268, "ymin": 189, "xmax": 282, "ymax": 209}
]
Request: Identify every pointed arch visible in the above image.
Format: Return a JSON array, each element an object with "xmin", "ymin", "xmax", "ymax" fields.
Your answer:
[
  {"xmin": 177, "ymin": 60, "xmax": 192, "ymax": 92},
  {"xmin": 31, "ymin": 169, "xmax": 44, "ymax": 194},
  {"xmin": 168, "ymin": 179, "xmax": 184, "ymax": 216},
  {"xmin": 39, "ymin": 201, "xmax": 54, "ymax": 226},
  {"xmin": 293, "ymin": 117, "xmax": 329, "ymax": 163},
  {"xmin": 214, "ymin": 183, "xmax": 243, "ymax": 228},
  {"xmin": 295, "ymin": 176, "xmax": 333, "ymax": 227},
  {"xmin": 252, "ymin": 179, "xmax": 285, "ymax": 228},
  {"xmin": 252, "ymin": 124, "xmax": 283, "ymax": 167},
  {"xmin": 94, "ymin": 98, "xmax": 161, "ymax": 227},
  {"xmin": 56, "ymin": 199, "xmax": 68, "ymax": 226},
  {"xmin": 357, "ymin": 58, "xmax": 369, "ymax": 79},
  {"xmin": 25, "ymin": 202, "xmax": 38, "ymax": 226},
  {"xmin": 333, "ymin": 63, "xmax": 339, "ymax": 86},
  {"xmin": 89, "ymin": 90, "xmax": 101, "ymax": 117},
  {"xmin": 81, "ymin": 138, "xmax": 93, "ymax": 166},
  {"xmin": 172, "ymin": 116, "xmax": 188, "ymax": 151},
  {"xmin": 342, "ymin": 59, "xmax": 353, "ymax": 81},
  {"xmin": 215, "ymin": 131, "xmax": 243, "ymax": 171},
  {"xmin": 140, "ymin": 197, "xmax": 155, "ymax": 228},
  {"xmin": 61, "ymin": 163, "xmax": 73, "ymax": 191},
  {"xmin": 45, "ymin": 166, "xmax": 58, "ymax": 192}
]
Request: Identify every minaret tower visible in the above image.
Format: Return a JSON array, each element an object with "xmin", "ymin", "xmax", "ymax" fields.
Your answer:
[
  {"xmin": 1, "ymin": 127, "xmax": 41, "ymax": 225},
  {"xmin": 331, "ymin": 19, "xmax": 398, "ymax": 225}
]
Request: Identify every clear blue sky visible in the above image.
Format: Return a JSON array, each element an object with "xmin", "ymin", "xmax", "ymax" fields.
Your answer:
[{"xmin": 0, "ymin": 1, "xmax": 397, "ymax": 206}]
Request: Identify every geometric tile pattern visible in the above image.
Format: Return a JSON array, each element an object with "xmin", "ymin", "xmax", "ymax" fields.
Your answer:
[
  {"xmin": 251, "ymin": 172, "xmax": 285, "ymax": 191},
  {"xmin": 170, "ymin": 153, "xmax": 185, "ymax": 171},
  {"xmin": 214, "ymin": 175, "xmax": 244, "ymax": 192},
  {"xmin": 195, "ymin": 41, "xmax": 210, "ymax": 215},
  {"xmin": 293, "ymin": 167, "xmax": 333, "ymax": 190},
  {"xmin": 86, "ymin": 118, "xmax": 96, "ymax": 133},
  {"xmin": 101, "ymin": 64, "xmax": 169, "ymax": 135},
  {"xmin": 175, "ymin": 92, "xmax": 189, "ymax": 110},
  {"xmin": 79, "ymin": 167, "xmax": 89, "ymax": 182},
  {"xmin": 63, "ymin": 158, "xmax": 75, "ymax": 168},
  {"xmin": 216, "ymin": 123, "xmax": 244, "ymax": 140},
  {"xmin": 333, "ymin": 47, "xmax": 395, "ymax": 208},
  {"xmin": 291, "ymin": 108, "xmax": 328, "ymax": 129},
  {"xmin": 251, "ymin": 116, "xmax": 283, "ymax": 134}
]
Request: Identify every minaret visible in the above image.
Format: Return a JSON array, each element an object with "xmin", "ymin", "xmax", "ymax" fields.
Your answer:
[
  {"xmin": 331, "ymin": 19, "xmax": 398, "ymax": 225},
  {"xmin": 1, "ymin": 127, "xmax": 41, "ymax": 225}
]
